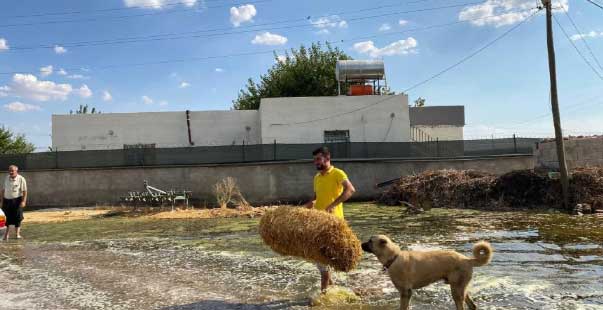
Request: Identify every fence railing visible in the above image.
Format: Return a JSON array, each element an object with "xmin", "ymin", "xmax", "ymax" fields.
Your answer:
[{"xmin": 0, "ymin": 138, "xmax": 540, "ymax": 170}]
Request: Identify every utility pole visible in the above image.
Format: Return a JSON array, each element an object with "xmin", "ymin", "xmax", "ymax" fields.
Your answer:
[{"xmin": 542, "ymin": 0, "xmax": 570, "ymax": 209}]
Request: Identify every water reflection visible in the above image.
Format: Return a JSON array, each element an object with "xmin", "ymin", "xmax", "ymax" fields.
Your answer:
[{"xmin": 1, "ymin": 204, "xmax": 602, "ymax": 310}]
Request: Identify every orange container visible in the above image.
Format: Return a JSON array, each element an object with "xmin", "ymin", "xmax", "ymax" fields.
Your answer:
[{"xmin": 350, "ymin": 85, "xmax": 374, "ymax": 96}]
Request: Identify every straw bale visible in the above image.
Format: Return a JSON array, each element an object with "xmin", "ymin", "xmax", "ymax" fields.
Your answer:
[{"xmin": 259, "ymin": 206, "xmax": 362, "ymax": 272}]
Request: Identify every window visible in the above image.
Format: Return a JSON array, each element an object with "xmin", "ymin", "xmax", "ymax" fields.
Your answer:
[{"xmin": 324, "ymin": 130, "xmax": 350, "ymax": 143}]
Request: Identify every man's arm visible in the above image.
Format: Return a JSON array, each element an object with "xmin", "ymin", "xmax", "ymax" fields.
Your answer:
[
  {"xmin": 304, "ymin": 194, "xmax": 316, "ymax": 209},
  {"xmin": 326, "ymin": 180, "xmax": 356, "ymax": 213},
  {"xmin": 20, "ymin": 191, "xmax": 27, "ymax": 208}
]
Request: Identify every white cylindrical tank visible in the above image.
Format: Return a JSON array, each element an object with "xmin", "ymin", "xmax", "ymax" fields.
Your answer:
[{"xmin": 335, "ymin": 60, "xmax": 385, "ymax": 82}]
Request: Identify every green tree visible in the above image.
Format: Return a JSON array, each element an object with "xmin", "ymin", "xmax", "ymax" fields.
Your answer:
[
  {"xmin": 233, "ymin": 42, "xmax": 352, "ymax": 110},
  {"xmin": 70, "ymin": 104, "xmax": 101, "ymax": 114},
  {"xmin": 0, "ymin": 127, "xmax": 35, "ymax": 154},
  {"xmin": 414, "ymin": 97, "xmax": 426, "ymax": 107}
]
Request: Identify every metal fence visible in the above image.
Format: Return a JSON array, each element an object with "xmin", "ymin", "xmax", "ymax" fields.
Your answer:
[{"xmin": 0, "ymin": 138, "xmax": 540, "ymax": 170}]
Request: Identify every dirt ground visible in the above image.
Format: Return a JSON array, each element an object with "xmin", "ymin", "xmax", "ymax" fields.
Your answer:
[{"xmin": 21, "ymin": 206, "xmax": 278, "ymax": 224}]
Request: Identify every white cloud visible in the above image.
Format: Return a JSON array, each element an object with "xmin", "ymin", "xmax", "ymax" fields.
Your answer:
[
  {"xmin": 142, "ymin": 95, "xmax": 153, "ymax": 104},
  {"xmin": 57, "ymin": 68, "xmax": 67, "ymax": 76},
  {"xmin": 77, "ymin": 84, "xmax": 92, "ymax": 98},
  {"xmin": 54, "ymin": 45, "xmax": 67, "ymax": 54},
  {"xmin": 317, "ymin": 29, "xmax": 330, "ymax": 35},
  {"xmin": 102, "ymin": 90, "xmax": 112, "ymax": 101},
  {"xmin": 4, "ymin": 102, "xmax": 41, "ymax": 112},
  {"xmin": 0, "ymin": 38, "xmax": 8, "ymax": 51},
  {"xmin": 571, "ymin": 30, "xmax": 603, "ymax": 41},
  {"xmin": 159, "ymin": 100, "xmax": 168, "ymax": 106},
  {"xmin": 123, "ymin": 0, "xmax": 197, "ymax": 9},
  {"xmin": 39, "ymin": 65, "xmax": 53, "ymax": 77},
  {"xmin": 353, "ymin": 37, "xmax": 418, "ymax": 58},
  {"xmin": 399, "ymin": 19, "xmax": 409, "ymax": 26},
  {"xmin": 67, "ymin": 74, "xmax": 88, "ymax": 80},
  {"xmin": 311, "ymin": 15, "xmax": 348, "ymax": 30},
  {"xmin": 379, "ymin": 23, "xmax": 391, "ymax": 32},
  {"xmin": 230, "ymin": 4, "xmax": 256, "ymax": 27},
  {"xmin": 179, "ymin": 81, "xmax": 190, "ymax": 88},
  {"xmin": 251, "ymin": 32, "xmax": 288, "ymax": 45},
  {"xmin": 459, "ymin": 0, "xmax": 568, "ymax": 27},
  {"xmin": 215, "ymin": 68, "xmax": 224, "ymax": 72},
  {"xmin": 0, "ymin": 74, "xmax": 72, "ymax": 101}
]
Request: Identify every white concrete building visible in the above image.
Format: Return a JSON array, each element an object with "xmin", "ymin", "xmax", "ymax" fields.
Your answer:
[
  {"xmin": 409, "ymin": 106, "xmax": 465, "ymax": 141},
  {"xmin": 52, "ymin": 94, "xmax": 463, "ymax": 151},
  {"xmin": 259, "ymin": 95, "xmax": 410, "ymax": 144}
]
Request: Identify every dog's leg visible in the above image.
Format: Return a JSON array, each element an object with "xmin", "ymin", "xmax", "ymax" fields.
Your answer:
[
  {"xmin": 399, "ymin": 288, "xmax": 412, "ymax": 310},
  {"xmin": 451, "ymin": 286, "xmax": 466, "ymax": 310},
  {"xmin": 465, "ymin": 294, "xmax": 477, "ymax": 310}
]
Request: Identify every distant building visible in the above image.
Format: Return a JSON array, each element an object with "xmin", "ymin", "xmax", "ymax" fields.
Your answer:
[
  {"xmin": 52, "ymin": 60, "xmax": 465, "ymax": 151},
  {"xmin": 409, "ymin": 106, "xmax": 465, "ymax": 141},
  {"xmin": 52, "ymin": 95, "xmax": 465, "ymax": 151}
]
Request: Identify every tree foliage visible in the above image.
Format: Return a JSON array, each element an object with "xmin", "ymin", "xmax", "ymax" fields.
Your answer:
[
  {"xmin": 233, "ymin": 42, "xmax": 352, "ymax": 110},
  {"xmin": 0, "ymin": 127, "xmax": 35, "ymax": 154},
  {"xmin": 70, "ymin": 104, "xmax": 101, "ymax": 114},
  {"xmin": 414, "ymin": 97, "xmax": 426, "ymax": 107}
]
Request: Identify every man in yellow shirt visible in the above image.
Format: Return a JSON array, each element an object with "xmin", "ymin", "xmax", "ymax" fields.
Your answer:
[{"xmin": 304, "ymin": 146, "xmax": 356, "ymax": 292}]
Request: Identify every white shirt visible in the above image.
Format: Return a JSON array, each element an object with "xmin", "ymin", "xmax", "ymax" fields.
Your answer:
[{"xmin": 4, "ymin": 175, "xmax": 27, "ymax": 199}]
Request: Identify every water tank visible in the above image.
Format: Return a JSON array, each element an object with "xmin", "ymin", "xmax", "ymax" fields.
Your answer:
[{"xmin": 335, "ymin": 60, "xmax": 385, "ymax": 82}]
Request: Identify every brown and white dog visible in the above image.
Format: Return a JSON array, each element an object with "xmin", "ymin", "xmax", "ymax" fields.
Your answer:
[{"xmin": 361, "ymin": 235, "xmax": 493, "ymax": 310}]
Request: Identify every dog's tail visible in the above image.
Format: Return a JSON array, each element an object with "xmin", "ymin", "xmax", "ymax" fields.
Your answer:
[{"xmin": 471, "ymin": 241, "xmax": 493, "ymax": 267}]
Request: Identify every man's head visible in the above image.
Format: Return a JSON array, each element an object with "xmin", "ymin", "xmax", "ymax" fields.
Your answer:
[
  {"xmin": 8, "ymin": 165, "xmax": 18, "ymax": 178},
  {"xmin": 312, "ymin": 147, "xmax": 331, "ymax": 171}
]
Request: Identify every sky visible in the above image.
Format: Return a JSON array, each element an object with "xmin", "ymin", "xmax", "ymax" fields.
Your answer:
[{"xmin": 0, "ymin": 0, "xmax": 602, "ymax": 151}]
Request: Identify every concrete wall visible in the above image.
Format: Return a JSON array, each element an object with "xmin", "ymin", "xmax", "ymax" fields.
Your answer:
[
  {"xmin": 412, "ymin": 125, "xmax": 463, "ymax": 141},
  {"xmin": 536, "ymin": 136, "xmax": 603, "ymax": 169},
  {"xmin": 21, "ymin": 155, "xmax": 534, "ymax": 208},
  {"xmin": 259, "ymin": 95, "xmax": 410, "ymax": 144},
  {"xmin": 52, "ymin": 110, "xmax": 260, "ymax": 151}
]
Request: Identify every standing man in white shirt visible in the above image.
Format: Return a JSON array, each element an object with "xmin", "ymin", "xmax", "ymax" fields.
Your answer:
[{"xmin": 1, "ymin": 165, "xmax": 27, "ymax": 240}]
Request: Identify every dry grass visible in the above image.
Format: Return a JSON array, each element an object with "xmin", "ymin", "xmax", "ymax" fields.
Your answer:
[
  {"xmin": 23, "ymin": 209, "xmax": 113, "ymax": 224},
  {"xmin": 259, "ymin": 206, "xmax": 362, "ymax": 272},
  {"xmin": 22, "ymin": 206, "xmax": 277, "ymax": 223},
  {"xmin": 213, "ymin": 177, "xmax": 250, "ymax": 209}
]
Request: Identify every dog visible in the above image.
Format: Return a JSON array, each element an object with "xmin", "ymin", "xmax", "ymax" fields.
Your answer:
[{"xmin": 362, "ymin": 235, "xmax": 493, "ymax": 310}]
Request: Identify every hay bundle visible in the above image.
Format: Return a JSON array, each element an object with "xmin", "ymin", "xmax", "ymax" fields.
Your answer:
[{"xmin": 259, "ymin": 206, "xmax": 362, "ymax": 272}]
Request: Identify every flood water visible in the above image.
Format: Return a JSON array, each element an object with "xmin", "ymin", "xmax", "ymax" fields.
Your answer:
[{"xmin": 1, "ymin": 204, "xmax": 603, "ymax": 310}]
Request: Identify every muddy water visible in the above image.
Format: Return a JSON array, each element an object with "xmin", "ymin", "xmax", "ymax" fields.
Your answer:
[{"xmin": 1, "ymin": 204, "xmax": 603, "ymax": 310}]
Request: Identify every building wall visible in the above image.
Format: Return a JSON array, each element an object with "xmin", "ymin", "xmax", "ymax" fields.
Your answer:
[
  {"xmin": 412, "ymin": 125, "xmax": 464, "ymax": 141},
  {"xmin": 536, "ymin": 136, "xmax": 603, "ymax": 169},
  {"xmin": 21, "ymin": 155, "xmax": 534, "ymax": 207},
  {"xmin": 52, "ymin": 110, "xmax": 260, "ymax": 151},
  {"xmin": 259, "ymin": 94, "xmax": 410, "ymax": 144}
]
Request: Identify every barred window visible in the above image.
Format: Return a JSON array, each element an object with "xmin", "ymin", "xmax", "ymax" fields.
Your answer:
[{"xmin": 324, "ymin": 130, "xmax": 350, "ymax": 143}]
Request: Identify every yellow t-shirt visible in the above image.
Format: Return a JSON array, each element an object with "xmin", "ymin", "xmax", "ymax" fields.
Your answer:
[{"xmin": 314, "ymin": 166, "xmax": 348, "ymax": 219}]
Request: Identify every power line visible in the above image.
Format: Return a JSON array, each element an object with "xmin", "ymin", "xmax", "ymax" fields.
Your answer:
[
  {"xmin": 272, "ymin": 11, "xmax": 537, "ymax": 126},
  {"xmin": 552, "ymin": 14, "xmax": 603, "ymax": 80},
  {"xmin": 585, "ymin": 0, "xmax": 603, "ymax": 10},
  {"xmin": 5, "ymin": 1, "xmax": 485, "ymax": 52},
  {"xmin": 0, "ymin": 0, "xmax": 442, "ymax": 20},
  {"xmin": 0, "ymin": 0, "xmax": 272, "ymax": 29},
  {"xmin": 559, "ymin": 4, "xmax": 603, "ymax": 73},
  {"xmin": 0, "ymin": 8, "xmax": 538, "ymax": 76},
  {"xmin": 0, "ymin": 0, "xmax": 234, "ymax": 20},
  {"xmin": 403, "ymin": 9, "xmax": 539, "ymax": 92},
  {"xmin": 2, "ymin": 1, "xmax": 438, "ymax": 51}
]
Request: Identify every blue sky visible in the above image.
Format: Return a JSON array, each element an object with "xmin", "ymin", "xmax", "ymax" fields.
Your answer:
[{"xmin": 0, "ymin": 0, "xmax": 602, "ymax": 151}]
